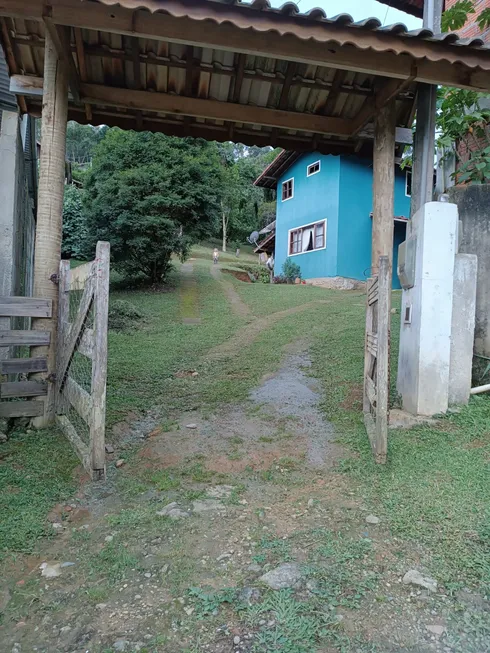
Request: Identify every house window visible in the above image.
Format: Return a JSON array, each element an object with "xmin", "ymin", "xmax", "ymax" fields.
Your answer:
[
  {"xmin": 307, "ymin": 160, "xmax": 320, "ymax": 177},
  {"xmin": 282, "ymin": 178, "xmax": 294, "ymax": 201},
  {"xmin": 405, "ymin": 170, "xmax": 412, "ymax": 197},
  {"xmin": 288, "ymin": 220, "xmax": 327, "ymax": 256}
]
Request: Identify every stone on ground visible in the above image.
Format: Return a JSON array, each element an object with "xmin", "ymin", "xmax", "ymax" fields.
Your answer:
[
  {"xmin": 206, "ymin": 485, "xmax": 234, "ymax": 499},
  {"xmin": 40, "ymin": 562, "xmax": 62, "ymax": 578},
  {"xmin": 365, "ymin": 514, "xmax": 380, "ymax": 524},
  {"xmin": 259, "ymin": 563, "xmax": 303, "ymax": 590},
  {"xmin": 402, "ymin": 569, "xmax": 437, "ymax": 592},
  {"xmin": 156, "ymin": 502, "xmax": 189, "ymax": 519},
  {"xmin": 426, "ymin": 624, "xmax": 445, "ymax": 636},
  {"xmin": 192, "ymin": 499, "xmax": 224, "ymax": 513}
]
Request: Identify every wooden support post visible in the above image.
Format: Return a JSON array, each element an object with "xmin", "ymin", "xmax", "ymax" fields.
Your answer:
[
  {"xmin": 31, "ymin": 28, "xmax": 68, "ymax": 426},
  {"xmin": 90, "ymin": 241, "xmax": 110, "ymax": 477},
  {"xmin": 372, "ymin": 99, "xmax": 396, "ymax": 280}
]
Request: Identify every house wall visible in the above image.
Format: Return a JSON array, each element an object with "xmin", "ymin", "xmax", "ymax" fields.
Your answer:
[{"xmin": 274, "ymin": 153, "xmax": 340, "ymax": 279}]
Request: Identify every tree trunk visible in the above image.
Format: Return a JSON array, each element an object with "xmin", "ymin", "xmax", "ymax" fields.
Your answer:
[
  {"xmin": 222, "ymin": 207, "xmax": 227, "ymax": 252},
  {"xmin": 31, "ymin": 29, "xmax": 69, "ymax": 426}
]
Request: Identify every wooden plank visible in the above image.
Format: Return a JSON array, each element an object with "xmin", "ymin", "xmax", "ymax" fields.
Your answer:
[
  {"xmin": 90, "ymin": 241, "xmax": 110, "ymax": 473},
  {"xmin": 63, "ymin": 376, "xmax": 92, "ymax": 424},
  {"xmin": 365, "ymin": 374, "xmax": 377, "ymax": 407},
  {"xmin": 0, "ymin": 357, "xmax": 48, "ymax": 374},
  {"xmin": 363, "ymin": 284, "xmax": 375, "ymax": 415},
  {"xmin": 0, "ymin": 400, "xmax": 44, "ymax": 418},
  {"xmin": 278, "ymin": 61, "xmax": 297, "ymax": 110},
  {"xmin": 69, "ymin": 261, "xmax": 93, "ymax": 289},
  {"xmin": 0, "ymin": 330, "xmax": 50, "ymax": 346},
  {"xmin": 56, "ymin": 259, "xmax": 70, "ymax": 415},
  {"xmin": 56, "ymin": 414, "xmax": 93, "ymax": 478},
  {"xmin": 1, "ymin": 380, "xmax": 47, "ymax": 398},
  {"xmin": 323, "ymin": 69, "xmax": 348, "ymax": 116},
  {"xmin": 0, "ymin": 296, "xmax": 52, "ymax": 318},
  {"xmin": 374, "ymin": 256, "xmax": 390, "ymax": 465},
  {"xmin": 80, "ymin": 83, "xmax": 354, "ymax": 137}
]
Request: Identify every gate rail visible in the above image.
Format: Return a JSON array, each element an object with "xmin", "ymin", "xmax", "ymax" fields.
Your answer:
[
  {"xmin": 363, "ymin": 255, "xmax": 390, "ymax": 464},
  {"xmin": 56, "ymin": 241, "xmax": 110, "ymax": 480}
]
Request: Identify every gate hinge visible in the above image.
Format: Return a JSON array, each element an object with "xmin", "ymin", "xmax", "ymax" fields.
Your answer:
[
  {"xmin": 47, "ymin": 373, "xmax": 57, "ymax": 384},
  {"xmin": 50, "ymin": 273, "xmax": 60, "ymax": 285}
]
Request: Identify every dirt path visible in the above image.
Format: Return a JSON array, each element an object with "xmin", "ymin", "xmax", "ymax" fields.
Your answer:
[
  {"xmin": 207, "ymin": 300, "xmax": 329, "ymax": 360},
  {"xmin": 210, "ymin": 264, "xmax": 251, "ymax": 318},
  {"xmin": 180, "ymin": 263, "xmax": 201, "ymax": 325},
  {"xmin": 1, "ymin": 267, "xmax": 485, "ymax": 653}
]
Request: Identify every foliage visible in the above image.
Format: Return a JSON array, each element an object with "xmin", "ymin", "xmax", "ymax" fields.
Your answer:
[
  {"xmin": 258, "ymin": 200, "xmax": 276, "ymax": 229},
  {"xmin": 441, "ymin": 0, "xmax": 490, "ymax": 33},
  {"xmin": 439, "ymin": 3, "xmax": 490, "ymax": 185},
  {"xmin": 108, "ymin": 299, "xmax": 145, "ymax": 331},
  {"xmin": 62, "ymin": 184, "xmax": 88, "ymax": 259},
  {"xmin": 282, "ymin": 258, "xmax": 301, "ymax": 282},
  {"xmin": 437, "ymin": 87, "xmax": 490, "ymax": 185},
  {"xmin": 65, "ymin": 121, "xmax": 107, "ymax": 165},
  {"xmin": 238, "ymin": 263, "xmax": 271, "ymax": 283},
  {"xmin": 218, "ymin": 143, "xmax": 277, "ymax": 248},
  {"xmin": 84, "ymin": 129, "xmax": 222, "ymax": 283}
]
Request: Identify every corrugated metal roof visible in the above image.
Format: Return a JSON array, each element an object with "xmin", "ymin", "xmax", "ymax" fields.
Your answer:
[
  {"xmin": 1, "ymin": 0, "xmax": 490, "ymax": 155},
  {"xmin": 377, "ymin": 0, "xmax": 424, "ymax": 19},
  {"xmin": 0, "ymin": 47, "xmax": 17, "ymax": 112}
]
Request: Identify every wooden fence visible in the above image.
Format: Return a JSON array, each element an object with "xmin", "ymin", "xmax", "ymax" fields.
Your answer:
[
  {"xmin": 0, "ymin": 296, "xmax": 51, "ymax": 418},
  {"xmin": 363, "ymin": 256, "xmax": 390, "ymax": 464},
  {"xmin": 56, "ymin": 241, "xmax": 110, "ymax": 480}
]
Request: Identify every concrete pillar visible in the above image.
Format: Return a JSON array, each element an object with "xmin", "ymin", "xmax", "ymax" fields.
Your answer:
[
  {"xmin": 449, "ymin": 254, "xmax": 477, "ymax": 405},
  {"xmin": 397, "ymin": 202, "xmax": 458, "ymax": 416}
]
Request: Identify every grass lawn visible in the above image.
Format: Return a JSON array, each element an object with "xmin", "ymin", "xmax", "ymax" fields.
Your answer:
[{"xmin": 1, "ymin": 242, "xmax": 489, "ymax": 652}]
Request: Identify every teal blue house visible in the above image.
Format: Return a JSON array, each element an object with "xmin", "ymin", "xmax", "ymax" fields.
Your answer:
[{"xmin": 255, "ymin": 151, "xmax": 411, "ymax": 289}]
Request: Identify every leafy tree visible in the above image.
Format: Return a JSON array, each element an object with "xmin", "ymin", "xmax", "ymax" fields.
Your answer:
[
  {"xmin": 437, "ymin": 2, "xmax": 490, "ymax": 185},
  {"xmin": 65, "ymin": 122, "xmax": 106, "ymax": 165},
  {"xmin": 441, "ymin": 0, "xmax": 490, "ymax": 32},
  {"xmin": 83, "ymin": 129, "xmax": 222, "ymax": 283},
  {"xmin": 62, "ymin": 184, "xmax": 88, "ymax": 259}
]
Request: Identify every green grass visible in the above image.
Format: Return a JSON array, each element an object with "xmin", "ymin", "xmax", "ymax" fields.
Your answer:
[
  {"xmin": 0, "ymin": 429, "xmax": 78, "ymax": 556},
  {"xmin": 310, "ymin": 294, "xmax": 490, "ymax": 592}
]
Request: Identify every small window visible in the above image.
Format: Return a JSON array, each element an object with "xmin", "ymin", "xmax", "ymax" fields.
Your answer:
[
  {"xmin": 288, "ymin": 220, "xmax": 327, "ymax": 256},
  {"xmin": 307, "ymin": 160, "xmax": 320, "ymax": 177},
  {"xmin": 282, "ymin": 178, "xmax": 294, "ymax": 201},
  {"xmin": 405, "ymin": 170, "xmax": 412, "ymax": 197}
]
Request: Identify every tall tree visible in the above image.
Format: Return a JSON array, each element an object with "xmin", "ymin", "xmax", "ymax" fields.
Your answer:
[{"xmin": 83, "ymin": 129, "xmax": 222, "ymax": 282}]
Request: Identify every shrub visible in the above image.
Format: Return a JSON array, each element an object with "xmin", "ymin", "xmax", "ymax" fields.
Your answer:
[
  {"xmin": 238, "ymin": 264, "xmax": 270, "ymax": 284},
  {"xmin": 282, "ymin": 258, "xmax": 301, "ymax": 283},
  {"xmin": 273, "ymin": 275, "xmax": 288, "ymax": 284},
  {"xmin": 108, "ymin": 299, "xmax": 145, "ymax": 331}
]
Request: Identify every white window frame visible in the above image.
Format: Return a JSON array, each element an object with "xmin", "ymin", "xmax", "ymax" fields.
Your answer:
[
  {"xmin": 405, "ymin": 170, "xmax": 412, "ymax": 197},
  {"xmin": 307, "ymin": 160, "xmax": 321, "ymax": 177},
  {"xmin": 287, "ymin": 219, "xmax": 327, "ymax": 257},
  {"xmin": 281, "ymin": 177, "xmax": 294, "ymax": 202}
]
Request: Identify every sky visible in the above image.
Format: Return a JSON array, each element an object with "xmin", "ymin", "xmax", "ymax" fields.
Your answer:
[{"xmin": 268, "ymin": 0, "xmax": 422, "ymax": 29}]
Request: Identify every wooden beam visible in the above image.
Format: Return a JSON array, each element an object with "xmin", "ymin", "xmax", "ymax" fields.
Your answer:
[
  {"xmin": 0, "ymin": 401, "xmax": 44, "ymax": 418},
  {"xmin": 352, "ymin": 77, "xmax": 413, "ymax": 136},
  {"xmin": 322, "ymin": 69, "xmax": 348, "ymax": 116},
  {"xmin": 231, "ymin": 53, "xmax": 245, "ymax": 104},
  {"xmin": 278, "ymin": 62, "xmax": 297, "ymax": 110},
  {"xmin": 0, "ymin": 330, "xmax": 50, "ymax": 346},
  {"xmin": 79, "ymin": 83, "xmax": 353, "ymax": 136},
  {"xmin": 31, "ymin": 27, "xmax": 69, "ymax": 426},
  {"xmin": 42, "ymin": 19, "xmax": 80, "ymax": 103},
  {"xmin": 372, "ymin": 99, "xmax": 396, "ymax": 278},
  {"xmin": 0, "ymin": 357, "xmax": 48, "ymax": 374},
  {"xmin": 0, "ymin": 18, "xmax": 27, "ymax": 112},
  {"xmin": 184, "ymin": 44, "xmax": 193, "ymax": 96},
  {"xmin": 0, "ymin": 296, "xmax": 52, "ymax": 318},
  {"xmin": 74, "ymin": 27, "xmax": 92, "ymax": 120},
  {"xmin": 1, "ymin": 381, "xmax": 47, "ymax": 398}
]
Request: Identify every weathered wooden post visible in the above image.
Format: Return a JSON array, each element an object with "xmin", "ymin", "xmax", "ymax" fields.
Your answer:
[
  {"xmin": 31, "ymin": 28, "xmax": 69, "ymax": 426},
  {"xmin": 372, "ymin": 99, "xmax": 396, "ymax": 280}
]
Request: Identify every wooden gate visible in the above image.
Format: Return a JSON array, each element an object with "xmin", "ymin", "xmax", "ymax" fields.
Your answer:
[
  {"xmin": 56, "ymin": 241, "xmax": 110, "ymax": 480},
  {"xmin": 363, "ymin": 255, "xmax": 390, "ymax": 464},
  {"xmin": 0, "ymin": 297, "xmax": 52, "ymax": 417}
]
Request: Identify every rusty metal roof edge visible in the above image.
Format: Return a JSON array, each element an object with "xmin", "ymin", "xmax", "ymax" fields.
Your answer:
[{"xmin": 95, "ymin": 0, "xmax": 490, "ymax": 52}]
